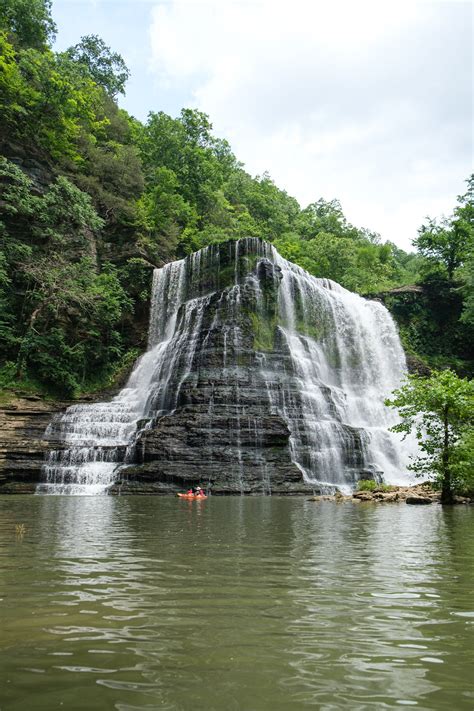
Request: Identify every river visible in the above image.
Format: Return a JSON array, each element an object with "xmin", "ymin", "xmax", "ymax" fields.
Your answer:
[{"xmin": 0, "ymin": 496, "xmax": 473, "ymax": 710}]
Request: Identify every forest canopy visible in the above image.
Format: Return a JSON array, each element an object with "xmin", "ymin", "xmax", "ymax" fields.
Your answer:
[{"xmin": 0, "ymin": 0, "xmax": 472, "ymax": 396}]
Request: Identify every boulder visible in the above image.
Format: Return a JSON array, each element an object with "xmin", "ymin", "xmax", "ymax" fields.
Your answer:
[{"xmin": 405, "ymin": 496, "xmax": 432, "ymax": 505}]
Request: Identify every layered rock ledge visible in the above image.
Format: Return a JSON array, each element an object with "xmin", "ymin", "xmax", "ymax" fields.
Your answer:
[{"xmin": 0, "ymin": 395, "xmax": 69, "ymax": 493}]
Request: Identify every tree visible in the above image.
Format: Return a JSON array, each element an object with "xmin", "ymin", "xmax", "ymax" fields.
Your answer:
[
  {"xmin": 385, "ymin": 370, "xmax": 474, "ymax": 503},
  {"xmin": 17, "ymin": 259, "xmax": 131, "ymax": 396},
  {"xmin": 0, "ymin": 158, "xmax": 136, "ymax": 395},
  {"xmin": 64, "ymin": 34, "xmax": 130, "ymax": 97},
  {"xmin": 0, "ymin": 40, "xmax": 105, "ymax": 160},
  {"xmin": 414, "ymin": 216, "xmax": 472, "ymax": 281},
  {"xmin": 457, "ymin": 174, "xmax": 474, "ymax": 326},
  {"xmin": 224, "ymin": 169, "xmax": 299, "ymax": 240},
  {"xmin": 460, "ymin": 255, "xmax": 474, "ymax": 327},
  {"xmin": 451, "ymin": 428, "xmax": 474, "ymax": 495},
  {"xmin": 455, "ymin": 174, "xmax": 474, "ymax": 227},
  {"xmin": 296, "ymin": 198, "xmax": 361, "ymax": 241},
  {"xmin": 0, "ymin": 0, "xmax": 56, "ymax": 49}
]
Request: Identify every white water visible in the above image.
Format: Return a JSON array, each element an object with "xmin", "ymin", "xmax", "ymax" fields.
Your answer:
[
  {"xmin": 266, "ymin": 248, "xmax": 415, "ymax": 490},
  {"xmin": 38, "ymin": 239, "xmax": 415, "ymax": 495},
  {"xmin": 37, "ymin": 259, "xmax": 186, "ymax": 495}
]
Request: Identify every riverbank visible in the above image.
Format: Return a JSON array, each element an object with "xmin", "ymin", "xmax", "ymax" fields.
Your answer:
[{"xmin": 312, "ymin": 483, "xmax": 472, "ymax": 505}]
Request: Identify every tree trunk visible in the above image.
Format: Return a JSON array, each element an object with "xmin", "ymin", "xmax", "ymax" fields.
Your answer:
[{"xmin": 441, "ymin": 404, "xmax": 454, "ymax": 504}]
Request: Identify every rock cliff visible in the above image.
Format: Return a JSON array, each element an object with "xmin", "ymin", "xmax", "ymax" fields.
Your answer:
[{"xmin": 0, "ymin": 395, "xmax": 68, "ymax": 493}]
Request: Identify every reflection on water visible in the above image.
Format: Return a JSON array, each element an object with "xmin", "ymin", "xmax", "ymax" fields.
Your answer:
[{"xmin": 0, "ymin": 497, "xmax": 473, "ymax": 710}]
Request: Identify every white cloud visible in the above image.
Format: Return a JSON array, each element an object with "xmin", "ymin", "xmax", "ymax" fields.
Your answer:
[{"xmin": 149, "ymin": 0, "xmax": 473, "ymax": 249}]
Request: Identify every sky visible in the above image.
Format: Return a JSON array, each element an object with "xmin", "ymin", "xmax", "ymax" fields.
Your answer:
[{"xmin": 52, "ymin": 0, "xmax": 473, "ymax": 251}]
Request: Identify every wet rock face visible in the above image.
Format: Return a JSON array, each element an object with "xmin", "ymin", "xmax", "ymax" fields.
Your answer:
[
  {"xmin": 110, "ymin": 236, "xmax": 407, "ymax": 494},
  {"xmin": 0, "ymin": 397, "xmax": 69, "ymax": 493},
  {"xmin": 122, "ymin": 406, "xmax": 306, "ymax": 495},
  {"xmin": 118, "ymin": 243, "xmax": 310, "ymax": 494}
]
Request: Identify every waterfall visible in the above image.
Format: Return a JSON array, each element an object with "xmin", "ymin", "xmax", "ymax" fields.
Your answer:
[
  {"xmin": 37, "ymin": 258, "xmax": 186, "ymax": 495},
  {"xmin": 263, "ymin": 249, "xmax": 412, "ymax": 492},
  {"xmin": 39, "ymin": 238, "xmax": 414, "ymax": 495}
]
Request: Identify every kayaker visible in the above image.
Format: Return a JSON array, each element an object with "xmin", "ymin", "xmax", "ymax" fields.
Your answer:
[{"xmin": 193, "ymin": 486, "xmax": 204, "ymax": 496}]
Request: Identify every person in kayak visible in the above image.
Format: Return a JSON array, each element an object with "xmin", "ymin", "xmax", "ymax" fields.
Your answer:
[{"xmin": 185, "ymin": 486, "xmax": 204, "ymax": 496}]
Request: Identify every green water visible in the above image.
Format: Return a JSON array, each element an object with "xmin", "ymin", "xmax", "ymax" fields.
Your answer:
[{"xmin": 0, "ymin": 497, "xmax": 473, "ymax": 710}]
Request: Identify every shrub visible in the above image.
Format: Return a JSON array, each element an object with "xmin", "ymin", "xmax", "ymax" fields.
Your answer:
[{"xmin": 357, "ymin": 479, "xmax": 393, "ymax": 492}]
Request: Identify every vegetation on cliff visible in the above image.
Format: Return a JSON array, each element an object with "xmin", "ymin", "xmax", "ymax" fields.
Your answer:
[
  {"xmin": 383, "ymin": 179, "xmax": 474, "ymax": 376},
  {"xmin": 0, "ymin": 0, "xmax": 473, "ymax": 398}
]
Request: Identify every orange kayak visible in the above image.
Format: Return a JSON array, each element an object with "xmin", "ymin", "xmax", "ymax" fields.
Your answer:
[{"xmin": 177, "ymin": 493, "xmax": 208, "ymax": 500}]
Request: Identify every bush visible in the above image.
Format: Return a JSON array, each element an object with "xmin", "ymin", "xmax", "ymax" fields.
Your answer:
[{"xmin": 357, "ymin": 479, "xmax": 393, "ymax": 492}]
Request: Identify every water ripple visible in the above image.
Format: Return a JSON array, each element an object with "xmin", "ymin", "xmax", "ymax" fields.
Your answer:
[{"xmin": 0, "ymin": 497, "xmax": 473, "ymax": 710}]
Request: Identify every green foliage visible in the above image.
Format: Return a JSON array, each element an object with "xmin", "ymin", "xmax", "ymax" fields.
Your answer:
[
  {"xmin": 414, "ymin": 174, "xmax": 474, "ymax": 282},
  {"xmin": 63, "ymin": 34, "xmax": 130, "ymax": 97},
  {"xmin": 385, "ymin": 370, "xmax": 474, "ymax": 503},
  {"xmin": 0, "ymin": 0, "xmax": 56, "ymax": 49},
  {"xmin": 142, "ymin": 109, "xmax": 236, "ymax": 222},
  {"xmin": 118, "ymin": 258, "xmax": 154, "ymax": 304},
  {"xmin": 0, "ymin": 31, "xmax": 30, "ymax": 121},
  {"xmin": 0, "ymin": 157, "xmax": 132, "ymax": 396},
  {"xmin": 357, "ymin": 480, "xmax": 393, "ymax": 492},
  {"xmin": 70, "ymin": 94, "xmax": 144, "ymax": 234},
  {"xmin": 457, "ymin": 178, "xmax": 474, "ymax": 330},
  {"xmin": 460, "ymin": 255, "xmax": 474, "ymax": 328},
  {"xmin": 385, "ymin": 277, "xmax": 472, "ymax": 375},
  {"xmin": 16, "ymin": 261, "xmax": 132, "ymax": 397},
  {"xmin": 249, "ymin": 312, "xmax": 277, "ymax": 352},
  {"xmin": 414, "ymin": 216, "xmax": 472, "ymax": 281},
  {"xmin": 397, "ymin": 174, "xmax": 474, "ymax": 375},
  {"xmin": 0, "ymin": 360, "xmax": 51, "ymax": 400},
  {"xmin": 0, "ymin": 38, "xmax": 106, "ymax": 160},
  {"xmin": 275, "ymin": 230, "xmax": 395, "ymax": 294},
  {"xmin": 225, "ymin": 171, "xmax": 300, "ymax": 240},
  {"xmin": 0, "ymin": 157, "xmax": 103, "ymax": 239},
  {"xmin": 386, "ymin": 243, "xmax": 423, "ymax": 285},
  {"xmin": 451, "ymin": 429, "xmax": 474, "ymax": 496},
  {"xmin": 297, "ymin": 198, "xmax": 361, "ymax": 241},
  {"xmin": 0, "ymin": 361, "xmax": 18, "ymax": 389}
]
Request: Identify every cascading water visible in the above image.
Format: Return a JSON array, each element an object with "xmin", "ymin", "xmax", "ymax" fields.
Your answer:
[
  {"xmin": 39, "ymin": 238, "xmax": 415, "ymax": 495},
  {"xmin": 38, "ymin": 259, "xmax": 186, "ymax": 495},
  {"xmin": 262, "ymin": 250, "xmax": 412, "ymax": 491}
]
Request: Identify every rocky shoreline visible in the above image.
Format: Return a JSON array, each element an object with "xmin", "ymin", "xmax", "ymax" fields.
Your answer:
[{"xmin": 312, "ymin": 483, "xmax": 472, "ymax": 505}]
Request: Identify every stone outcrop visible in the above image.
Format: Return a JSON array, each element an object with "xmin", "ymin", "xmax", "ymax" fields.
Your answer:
[
  {"xmin": 0, "ymin": 395, "xmax": 69, "ymax": 493},
  {"xmin": 111, "ymin": 409, "xmax": 307, "ymax": 495},
  {"xmin": 405, "ymin": 495, "xmax": 433, "ymax": 505},
  {"xmin": 312, "ymin": 483, "xmax": 472, "ymax": 505},
  {"xmin": 110, "ymin": 254, "xmax": 311, "ymax": 494}
]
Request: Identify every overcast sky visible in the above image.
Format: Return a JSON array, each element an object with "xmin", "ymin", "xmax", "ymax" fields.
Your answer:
[{"xmin": 53, "ymin": 0, "xmax": 473, "ymax": 250}]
